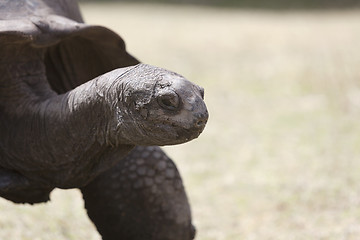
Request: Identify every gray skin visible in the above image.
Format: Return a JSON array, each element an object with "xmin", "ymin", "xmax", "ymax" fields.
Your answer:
[
  {"xmin": 0, "ymin": 0, "xmax": 208, "ymax": 239},
  {"xmin": 81, "ymin": 146, "xmax": 196, "ymax": 240}
]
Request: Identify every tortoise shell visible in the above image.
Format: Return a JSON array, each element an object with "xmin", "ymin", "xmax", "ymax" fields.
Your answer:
[{"xmin": 0, "ymin": 0, "xmax": 139, "ymax": 94}]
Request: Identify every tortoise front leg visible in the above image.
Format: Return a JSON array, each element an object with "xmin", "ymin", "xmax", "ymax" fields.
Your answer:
[
  {"xmin": 81, "ymin": 146, "xmax": 196, "ymax": 240},
  {"xmin": 0, "ymin": 168, "xmax": 53, "ymax": 204}
]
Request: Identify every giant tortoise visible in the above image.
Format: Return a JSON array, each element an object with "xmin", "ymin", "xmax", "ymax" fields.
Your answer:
[{"xmin": 0, "ymin": 0, "xmax": 208, "ymax": 239}]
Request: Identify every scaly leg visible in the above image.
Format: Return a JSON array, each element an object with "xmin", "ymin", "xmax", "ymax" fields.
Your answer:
[{"xmin": 81, "ymin": 146, "xmax": 196, "ymax": 240}]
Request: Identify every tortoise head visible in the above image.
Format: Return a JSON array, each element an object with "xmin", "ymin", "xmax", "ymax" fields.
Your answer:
[{"xmin": 108, "ymin": 64, "xmax": 209, "ymax": 146}]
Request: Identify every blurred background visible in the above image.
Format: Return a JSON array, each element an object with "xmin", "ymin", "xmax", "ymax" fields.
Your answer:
[
  {"xmin": 1, "ymin": 0, "xmax": 360, "ymax": 239},
  {"xmin": 79, "ymin": 0, "xmax": 360, "ymax": 9}
]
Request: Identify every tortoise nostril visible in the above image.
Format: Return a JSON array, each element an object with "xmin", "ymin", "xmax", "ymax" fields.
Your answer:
[
  {"xmin": 158, "ymin": 92, "xmax": 180, "ymax": 111},
  {"xmin": 199, "ymin": 87, "xmax": 205, "ymax": 100},
  {"xmin": 196, "ymin": 120, "xmax": 204, "ymax": 127},
  {"xmin": 194, "ymin": 112, "xmax": 208, "ymax": 128}
]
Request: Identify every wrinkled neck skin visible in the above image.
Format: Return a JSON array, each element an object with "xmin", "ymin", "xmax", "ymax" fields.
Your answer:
[
  {"xmin": 0, "ymin": 44, "xmax": 136, "ymax": 187},
  {"xmin": 0, "ymin": 44, "xmax": 208, "ymax": 188}
]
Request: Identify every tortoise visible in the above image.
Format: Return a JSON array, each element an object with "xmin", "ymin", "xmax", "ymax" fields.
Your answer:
[{"xmin": 0, "ymin": 0, "xmax": 208, "ymax": 239}]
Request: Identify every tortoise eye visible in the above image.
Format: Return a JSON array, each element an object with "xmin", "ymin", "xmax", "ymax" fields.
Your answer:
[{"xmin": 157, "ymin": 92, "xmax": 180, "ymax": 111}]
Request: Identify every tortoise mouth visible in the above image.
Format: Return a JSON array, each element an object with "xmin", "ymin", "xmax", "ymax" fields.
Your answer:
[
  {"xmin": 159, "ymin": 119, "xmax": 207, "ymax": 145},
  {"xmin": 176, "ymin": 123, "xmax": 207, "ymax": 142},
  {"xmin": 129, "ymin": 118, "xmax": 207, "ymax": 146}
]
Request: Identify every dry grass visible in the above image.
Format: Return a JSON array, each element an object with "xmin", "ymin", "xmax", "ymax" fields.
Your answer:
[{"xmin": 1, "ymin": 3, "xmax": 360, "ymax": 240}]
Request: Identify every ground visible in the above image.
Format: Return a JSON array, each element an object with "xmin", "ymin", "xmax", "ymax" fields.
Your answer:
[{"xmin": 1, "ymin": 3, "xmax": 360, "ymax": 240}]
